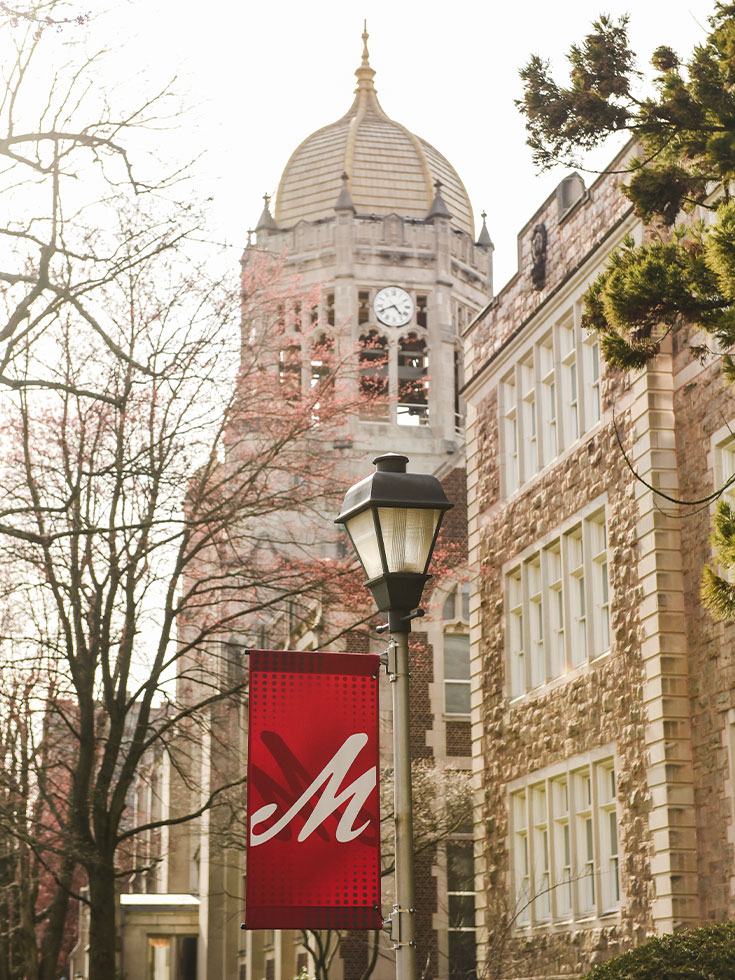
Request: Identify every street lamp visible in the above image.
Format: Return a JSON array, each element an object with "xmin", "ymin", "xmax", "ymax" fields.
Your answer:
[{"xmin": 336, "ymin": 453, "xmax": 452, "ymax": 980}]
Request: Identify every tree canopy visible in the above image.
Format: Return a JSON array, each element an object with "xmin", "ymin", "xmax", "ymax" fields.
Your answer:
[{"xmin": 519, "ymin": 3, "xmax": 735, "ymax": 617}]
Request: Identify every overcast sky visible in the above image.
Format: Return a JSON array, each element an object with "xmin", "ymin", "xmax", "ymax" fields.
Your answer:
[{"xmin": 103, "ymin": 0, "xmax": 714, "ymax": 289}]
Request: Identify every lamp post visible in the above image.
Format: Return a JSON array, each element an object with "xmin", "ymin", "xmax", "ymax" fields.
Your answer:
[{"xmin": 336, "ymin": 453, "xmax": 453, "ymax": 980}]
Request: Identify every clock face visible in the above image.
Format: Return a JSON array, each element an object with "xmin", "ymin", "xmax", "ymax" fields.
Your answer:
[{"xmin": 373, "ymin": 286, "xmax": 414, "ymax": 327}]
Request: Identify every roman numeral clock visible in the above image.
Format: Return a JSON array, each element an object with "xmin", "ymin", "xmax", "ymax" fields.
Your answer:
[{"xmin": 373, "ymin": 286, "xmax": 414, "ymax": 327}]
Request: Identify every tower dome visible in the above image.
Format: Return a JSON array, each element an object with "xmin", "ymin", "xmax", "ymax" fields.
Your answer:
[{"xmin": 273, "ymin": 28, "xmax": 475, "ymax": 237}]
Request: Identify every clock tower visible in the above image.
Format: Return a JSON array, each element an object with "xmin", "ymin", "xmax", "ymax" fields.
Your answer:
[
  {"xmin": 236, "ymin": 31, "xmax": 492, "ymax": 980},
  {"xmin": 245, "ymin": 26, "xmax": 493, "ymax": 475}
]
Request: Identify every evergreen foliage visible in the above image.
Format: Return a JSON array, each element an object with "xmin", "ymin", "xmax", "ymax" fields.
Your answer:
[
  {"xmin": 581, "ymin": 922, "xmax": 735, "ymax": 980},
  {"xmin": 518, "ymin": 4, "xmax": 735, "ymax": 618}
]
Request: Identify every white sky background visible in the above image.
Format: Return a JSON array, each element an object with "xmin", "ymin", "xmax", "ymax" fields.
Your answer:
[{"xmin": 96, "ymin": 0, "xmax": 717, "ymax": 291}]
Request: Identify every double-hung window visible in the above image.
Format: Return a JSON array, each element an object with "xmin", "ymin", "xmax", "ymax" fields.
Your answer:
[
  {"xmin": 509, "ymin": 753, "xmax": 620, "ymax": 928},
  {"xmin": 508, "ymin": 569, "xmax": 525, "ymax": 697},
  {"xmin": 500, "ymin": 301, "xmax": 603, "ymax": 495},
  {"xmin": 502, "ymin": 373, "xmax": 519, "ymax": 494},
  {"xmin": 446, "ymin": 840, "xmax": 477, "ymax": 980},
  {"xmin": 444, "ymin": 634, "xmax": 471, "ymax": 715},
  {"xmin": 506, "ymin": 508, "xmax": 610, "ymax": 698}
]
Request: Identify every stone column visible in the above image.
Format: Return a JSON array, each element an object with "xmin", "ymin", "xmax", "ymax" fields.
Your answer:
[
  {"xmin": 432, "ymin": 215, "xmax": 456, "ymax": 444},
  {"xmin": 464, "ymin": 395, "xmax": 491, "ymax": 970},
  {"xmin": 631, "ymin": 350, "xmax": 699, "ymax": 930}
]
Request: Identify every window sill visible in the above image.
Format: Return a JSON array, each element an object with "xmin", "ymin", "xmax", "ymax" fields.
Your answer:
[
  {"xmin": 502, "ymin": 419, "xmax": 605, "ymax": 504},
  {"xmin": 507, "ymin": 648, "xmax": 612, "ymax": 706},
  {"xmin": 512, "ymin": 908, "xmax": 621, "ymax": 935}
]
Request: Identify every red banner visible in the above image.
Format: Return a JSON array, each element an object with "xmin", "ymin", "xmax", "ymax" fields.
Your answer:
[{"xmin": 245, "ymin": 650, "xmax": 383, "ymax": 930}]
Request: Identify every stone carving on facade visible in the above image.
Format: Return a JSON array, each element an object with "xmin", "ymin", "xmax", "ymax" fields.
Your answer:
[{"xmin": 530, "ymin": 221, "xmax": 547, "ymax": 291}]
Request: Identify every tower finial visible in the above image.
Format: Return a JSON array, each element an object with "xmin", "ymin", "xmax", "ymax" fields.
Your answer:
[
  {"xmin": 477, "ymin": 211, "xmax": 493, "ymax": 249},
  {"xmin": 426, "ymin": 179, "xmax": 451, "ymax": 222},
  {"xmin": 255, "ymin": 193, "xmax": 278, "ymax": 233},
  {"xmin": 355, "ymin": 19, "xmax": 376, "ymax": 93}
]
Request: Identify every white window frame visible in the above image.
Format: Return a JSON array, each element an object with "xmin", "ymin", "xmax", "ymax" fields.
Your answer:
[
  {"xmin": 445, "ymin": 837, "xmax": 477, "ymax": 979},
  {"xmin": 507, "ymin": 568, "xmax": 525, "ymax": 697},
  {"xmin": 443, "ymin": 632, "xmax": 471, "ymax": 716},
  {"xmin": 508, "ymin": 748, "xmax": 620, "ymax": 930},
  {"xmin": 501, "ymin": 371, "xmax": 519, "ymax": 495},
  {"xmin": 499, "ymin": 300, "xmax": 604, "ymax": 498},
  {"xmin": 505, "ymin": 503, "xmax": 610, "ymax": 699}
]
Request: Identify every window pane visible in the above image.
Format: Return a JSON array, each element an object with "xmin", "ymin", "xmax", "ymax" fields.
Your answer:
[
  {"xmin": 443, "ymin": 587, "xmax": 457, "ymax": 621},
  {"xmin": 397, "ymin": 333, "xmax": 429, "ymax": 425},
  {"xmin": 448, "ymin": 894, "xmax": 475, "ymax": 929},
  {"xmin": 178, "ymin": 937, "xmax": 197, "ymax": 980},
  {"xmin": 445, "ymin": 682, "xmax": 471, "ymax": 714},
  {"xmin": 461, "ymin": 582, "xmax": 470, "ymax": 621},
  {"xmin": 447, "ymin": 842, "xmax": 474, "ymax": 890},
  {"xmin": 448, "ymin": 931, "xmax": 477, "ymax": 980},
  {"xmin": 445, "ymin": 634, "xmax": 470, "ymax": 679}
]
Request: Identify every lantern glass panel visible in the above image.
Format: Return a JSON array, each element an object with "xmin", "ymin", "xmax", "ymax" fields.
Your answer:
[
  {"xmin": 344, "ymin": 509, "xmax": 383, "ymax": 579},
  {"xmin": 377, "ymin": 507, "xmax": 441, "ymax": 574}
]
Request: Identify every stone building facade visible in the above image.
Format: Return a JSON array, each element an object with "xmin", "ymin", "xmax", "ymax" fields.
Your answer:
[{"xmin": 463, "ymin": 147, "xmax": 735, "ymax": 978}]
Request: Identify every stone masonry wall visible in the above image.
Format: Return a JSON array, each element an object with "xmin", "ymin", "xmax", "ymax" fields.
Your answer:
[
  {"xmin": 477, "ymin": 406, "xmax": 654, "ymax": 978},
  {"xmin": 466, "ymin": 163, "xmax": 632, "ymax": 381},
  {"xmin": 463, "ymin": 158, "xmax": 667, "ymax": 977},
  {"xmin": 674, "ymin": 343, "xmax": 735, "ymax": 921}
]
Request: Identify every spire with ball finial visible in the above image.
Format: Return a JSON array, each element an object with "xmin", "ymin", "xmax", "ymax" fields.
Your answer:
[{"xmin": 355, "ymin": 19, "xmax": 376, "ymax": 93}]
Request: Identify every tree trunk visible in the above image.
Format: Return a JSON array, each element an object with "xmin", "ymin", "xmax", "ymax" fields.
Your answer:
[
  {"xmin": 87, "ymin": 860, "xmax": 117, "ymax": 980},
  {"xmin": 38, "ymin": 853, "xmax": 76, "ymax": 980},
  {"xmin": 0, "ymin": 841, "xmax": 13, "ymax": 980},
  {"xmin": 16, "ymin": 842, "xmax": 39, "ymax": 980}
]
